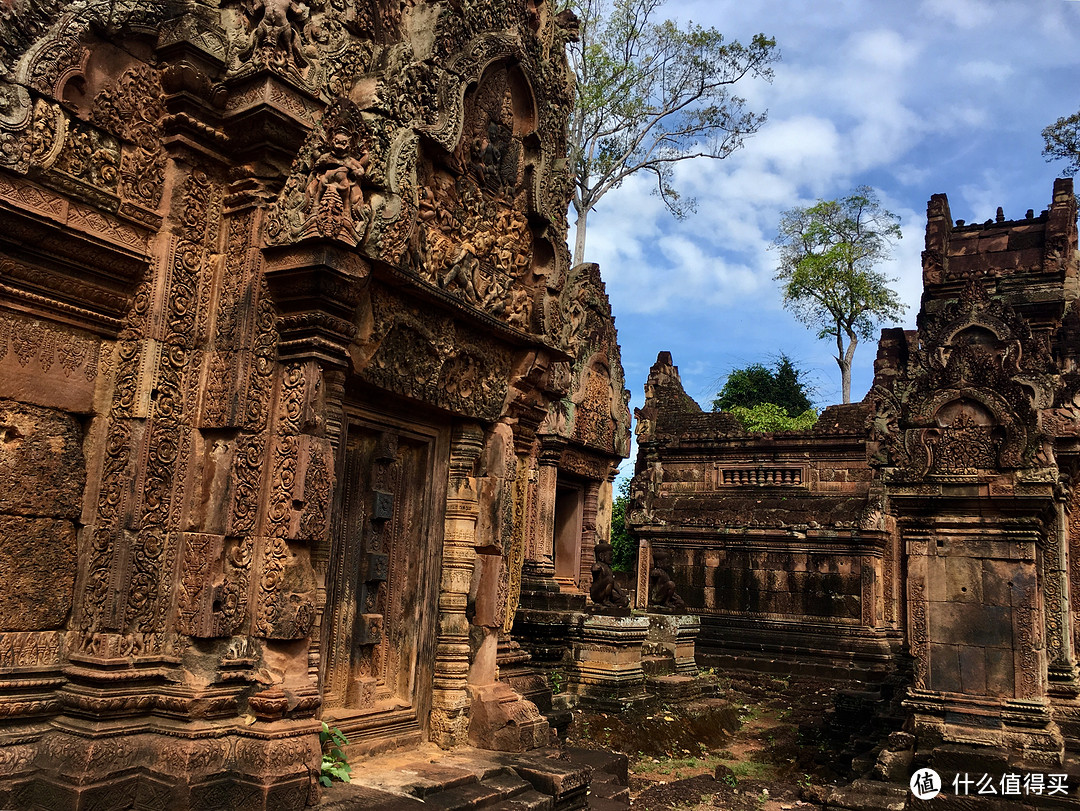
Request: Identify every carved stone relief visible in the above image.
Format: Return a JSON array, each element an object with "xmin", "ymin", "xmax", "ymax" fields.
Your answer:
[
  {"xmin": 361, "ymin": 284, "xmax": 513, "ymax": 421},
  {"xmin": 412, "ymin": 61, "xmax": 542, "ymax": 331}
]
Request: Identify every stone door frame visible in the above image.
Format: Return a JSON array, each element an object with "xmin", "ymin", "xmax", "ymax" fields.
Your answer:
[{"xmin": 319, "ymin": 396, "xmax": 450, "ymax": 751}]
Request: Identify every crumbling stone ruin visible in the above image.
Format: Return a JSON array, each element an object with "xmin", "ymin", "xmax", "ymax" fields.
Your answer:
[
  {"xmin": 0, "ymin": 0, "xmax": 632, "ymax": 807},
  {"xmin": 632, "ymin": 179, "xmax": 1080, "ymax": 799}
]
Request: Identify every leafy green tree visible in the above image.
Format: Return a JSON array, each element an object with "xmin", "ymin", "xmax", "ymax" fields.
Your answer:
[
  {"xmin": 609, "ymin": 477, "xmax": 635, "ymax": 573},
  {"xmin": 774, "ymin": 186, "xmax": 906, "ymax": 404},
  {"xmin": 712, "ymin": 354, "xmax": 812, "ymax": 416},
  {"xmin": 1042, "ymin": 110, "xmax": 1080, "ymax": 177},
  {"xmin": 565, "ymin": 0, "xmax": 778, "ymax": 265},
  {"xmin": 729, "ymin": 403, "xmax": 817, "ymax": 433}
]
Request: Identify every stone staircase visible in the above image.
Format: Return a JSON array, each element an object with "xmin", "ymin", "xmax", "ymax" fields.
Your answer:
[{"xmin": 319, "ymin": 745, "xmax": 630, "ymax": 810}]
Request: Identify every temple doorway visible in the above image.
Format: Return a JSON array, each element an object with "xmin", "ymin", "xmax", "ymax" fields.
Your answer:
[
  {"xmin": 553, "ymin": 479, "xmax": 585, "ymax": 591},
  {"xmin": 320, "ymin": 407, "xmax": 448, "ymax": 751}
]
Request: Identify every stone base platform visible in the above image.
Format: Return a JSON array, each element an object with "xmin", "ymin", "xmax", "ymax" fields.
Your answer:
[
  {"xmin": 697, "ymin": 615, "xmax": 903, "ymax": 685},
  {"xmin": 322, "ymin": 744, "xmax": 630, "ymax": 810},
  {"xmin": 646, "ymin": 674, "xmax": 702, "ymax": 702}
]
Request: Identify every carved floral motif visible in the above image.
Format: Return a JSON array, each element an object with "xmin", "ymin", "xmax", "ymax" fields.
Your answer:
[{"xmin": 91, "ymin": 65, "xmax": 166, "ymax": 209}]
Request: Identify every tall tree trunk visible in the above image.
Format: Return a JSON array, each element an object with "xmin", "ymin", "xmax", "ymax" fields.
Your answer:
[
  {"xmin": 573, "ymin": 205, "xmax": 589, "ymax": 266},
  {"xmin": 840, "ymin": 331, "xmax": 858, "ymax": 404}
]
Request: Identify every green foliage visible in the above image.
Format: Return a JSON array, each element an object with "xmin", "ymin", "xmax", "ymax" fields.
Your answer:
[
  {"xmin": 712, "ymin": 354, "xmax": 812, "ymax": 416},
  {"xmin": 565, "ymin": 0, "xmax": 778, "ymax": 262},
  {"xmin": 1042, "ymin": 110, "xmax": 1080, "ymax": 176},
  {"xmin": 729, "ymin": 403, "xmax": 817, "ymax": 433},
  {"xmin": 774, "ymin": 186, "xmax": 906, "ymax": 403},
  {"xmin": 609, "ymin": 477, "xmax": 635, "ymax": 573},
  {"xmin": 549, "ymin": 669, "xmax": 565, "ymax": 694},
  {"xmin": 319, "ymin": 722, "xmax": 351, "ymax": 788}
]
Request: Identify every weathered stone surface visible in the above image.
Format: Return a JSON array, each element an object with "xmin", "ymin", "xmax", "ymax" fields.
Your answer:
[
  {"xmin": 0, "ymin": 0, "xmax": 630, "ymax": 805},
  {"xmin": 0, "ymin": 515, "xmax": 76, "ymax": 630},
  {"xmin": 0, "ymin": 399, "xmax": 85, "ymax": 518}
]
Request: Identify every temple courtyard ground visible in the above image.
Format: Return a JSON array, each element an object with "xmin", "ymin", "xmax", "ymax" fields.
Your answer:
[
  {"xmin": 564, "ymin": 672, "xmax": 843, "ymax": 810},
  {"xmin": 320, "ymin": 671, "xmax": 855, "ymax": 809}
]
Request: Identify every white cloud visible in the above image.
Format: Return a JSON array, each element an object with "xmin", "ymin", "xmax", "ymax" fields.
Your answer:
[
  {"xmin": 849, "ymin": 29, "xmax": 920, "ymax": 72},
  {"xmin": 918, "ymin": 0, "xmax": 986, "ymax": 30},
  {"xmin": 578, "ymin": 0, "xmax": 1080, "ymax": 433},
  {"xmin": 957, "ymin": 60, "xmax": 1014, "ymax": 83}
]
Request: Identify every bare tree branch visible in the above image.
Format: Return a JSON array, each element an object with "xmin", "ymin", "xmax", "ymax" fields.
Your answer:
[{"xmin": 565, "ymin": 0, "xmax": 778, "ymax": 264}]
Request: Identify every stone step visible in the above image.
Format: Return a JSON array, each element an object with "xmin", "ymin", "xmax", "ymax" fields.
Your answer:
[
  {"xmin": 330, "ymin": 760, "xmax": 553, "ymax": 810},
  {"xmin": 504, "ymin": 789, "xmax": 557, "ymax": 810},
  {"xmin": 587, "ymin": 797, "xmax": 631, "ymax": 811},
  {"xmin": 641, "ymin": 655, "xmax": 676, "ymax": 677},
  {"xmin": 319, "ymin": 782, "xmax": 427, "ymax": 809},
  {"xmin": 506, "ymin": 749, "xmax": 591, "ymax": 810},
  {"xmin": 826, "ymin": 779, "xmax": 908, "ymax": 811},
  {"xmin": 421, "ymin": 773, "xmax": 533, "ymax": 810},
  {"xmin": 588, "ymin": 776, "xmax": 630, "ymax": 804},
  {"xmin": 321, "ymin": 745, "xmax": 624, "ymax": 811},
  {"xmin": 563, "ymin": 747, "xmax": 629, "ymax": 783},
  {"xmin": 563, "ymin": 747, "xmax": 629, "ymax": 807}
]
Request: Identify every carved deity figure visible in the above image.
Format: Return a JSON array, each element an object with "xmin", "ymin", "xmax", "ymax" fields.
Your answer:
[
  {"xmin": 590, "ymin": 542, "xmax": 629, "ymax": 609},
  {"xmin": 441, "ymin": 239, "xmax": 481, "ymax": 302},
  {"xmin": 238, "ymin": 0, "xmax": 315, "ymax": 68},
  {"xmin": 306, "ymin": 131, "xmax": 370, "ymax": 222},
  {"xmin": 648, "ymin": 547, "xmax": 686, "ymax": 611},
  {"xmin": 239, "ymin": 0, "xmax": 312, "ymax": 69},
  {"xmin": 505, "ymin": 286, "xmax": 533, "ymax": 330}
]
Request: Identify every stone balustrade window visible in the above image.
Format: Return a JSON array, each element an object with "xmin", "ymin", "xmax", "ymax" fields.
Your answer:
[{"xmin": 718, "ymin": 467, "xmax": 803, "ymax": 486}]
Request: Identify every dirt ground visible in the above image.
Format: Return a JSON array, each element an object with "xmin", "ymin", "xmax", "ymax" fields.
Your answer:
[{"xmin": 563, "ymin": 671, "xmax": 851, "ymax": 810}]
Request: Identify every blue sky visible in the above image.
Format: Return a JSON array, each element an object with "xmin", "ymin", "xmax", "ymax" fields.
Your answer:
[{"xmin": 572, "ymin": 0, "xmax": 1080, "ymax": 476}]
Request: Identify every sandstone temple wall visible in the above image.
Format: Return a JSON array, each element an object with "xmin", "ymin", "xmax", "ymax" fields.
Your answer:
[
  {"xmin": 0, "ymin": 1, "xmax": 630, "ymax": 808},
  {"xmin": 632, "ymin": 178, "xmax": 1080, "ymax": 769},
  {"xmin": 631, "ymin": 357, "xmax": 899, "ymax": 681}
]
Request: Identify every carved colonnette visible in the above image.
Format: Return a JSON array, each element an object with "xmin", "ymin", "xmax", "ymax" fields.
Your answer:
[{"xmin": 0, "ymin": 0, "xmax": 627, "ymax": 807}]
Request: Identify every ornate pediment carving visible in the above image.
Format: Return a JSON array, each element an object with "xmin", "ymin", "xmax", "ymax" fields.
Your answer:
[
  {"xmin": 872, "ymin": 282, "xmax": 1055, "ymax": 476},
  {"xmin": 265, "ymin": 96, "xmax": 373, "ymax": 246}
]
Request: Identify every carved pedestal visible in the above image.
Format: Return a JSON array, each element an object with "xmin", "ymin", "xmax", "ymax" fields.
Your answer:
[
  {"xmin": 569, "ymin": 613, "xmax": 649, "ymax": 712},
  {"xmin": 643, "ymin": 613, "xmax": 700, "ymax": 677}
]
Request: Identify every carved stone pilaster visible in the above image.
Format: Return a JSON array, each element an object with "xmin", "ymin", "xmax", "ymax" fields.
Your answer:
[
  {"xmin": 309, "ymin": 368, "xmax": 345, "ymax": 684},
  {"xmin": 430, "ymin": 422, "xmax": 484, "ymax": 748},
  {"xmin": 520, "ymin": 435, "xmax": 564, "ymax": 589},
  {"xmin": 1048, "ymin": 490, "xmax": 1079, "ymax": 697},
  {"xmin": 577, "ymin": 479, "xmax": 600, "ymax": 587}
]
